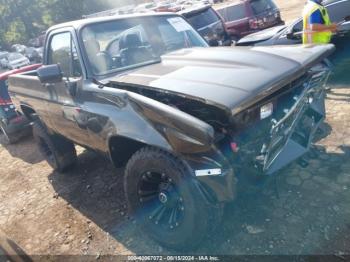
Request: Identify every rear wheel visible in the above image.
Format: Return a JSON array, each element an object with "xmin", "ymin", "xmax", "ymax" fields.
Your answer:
[
  {"xmin": 0, "ymin": 121, "xmax": 18, "ymax": 145},
  {"xmin": 124, "ymin": 147, "xmax": 222, "ymax": 250},
  {"xmin": 32, "ymin": 120, "xmax": 77, "ymax": 172}
]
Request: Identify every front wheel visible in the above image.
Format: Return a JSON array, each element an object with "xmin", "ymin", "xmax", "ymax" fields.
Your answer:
[{"xmin": 124, "ymin": 147, "xmax": 222, "ymax": 250}]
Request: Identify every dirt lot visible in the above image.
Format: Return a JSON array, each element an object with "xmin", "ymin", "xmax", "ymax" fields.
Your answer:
[
  {"xmin": 273, "ymin": 0, "xmax": 305, "ymax": 23},
  {"xmin": 2, "ymin": 0, "xmax": 350, "ymax": 257}
]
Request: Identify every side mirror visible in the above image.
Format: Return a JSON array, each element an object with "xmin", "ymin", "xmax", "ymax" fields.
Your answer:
[
  {"xmin": 286, "ymin": 30, "xmax": 302, "ymax": 40},
  {"xmin": 286, "ymin": 32, "xmax": 294, "ymax": 39},
  {"xmin": 37, "ymin": 64, "xmax": 63, "ymax": 84},
  {"xmin": 285, "ymin": 27, "xmax": 296, "ymax": 39}
]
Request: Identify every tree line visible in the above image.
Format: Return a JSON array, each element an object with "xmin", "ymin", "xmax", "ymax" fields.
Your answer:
[{"xmin": 0, "ymin": 0, "xmax": 138, "ymax": 49}]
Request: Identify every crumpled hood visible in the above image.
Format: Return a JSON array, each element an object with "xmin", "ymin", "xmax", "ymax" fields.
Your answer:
[
  {"xmin": 109, "ymin": 45, "xmax": 334, "ymax": 114},
  {"xmin": 251, "ymin": 44, "xmax": 334, "ymax": 68},
  {"xmin": 237, "ymin": 25, "xmax": 286, "ymax": 45}
]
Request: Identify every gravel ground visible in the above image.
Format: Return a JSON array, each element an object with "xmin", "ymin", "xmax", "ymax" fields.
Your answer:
[{"xmin": 1, "ymin": 0, "xmax": 350, "ymax": 257}]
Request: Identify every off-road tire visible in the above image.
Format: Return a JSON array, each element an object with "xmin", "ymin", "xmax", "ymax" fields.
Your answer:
[
  {"xmin": 124, "ymin": 147, "xmax": 223, "ymax": 251},
  {"xmin": 32, "ymin": 120, "xmax": 77, "ymax": 172}
]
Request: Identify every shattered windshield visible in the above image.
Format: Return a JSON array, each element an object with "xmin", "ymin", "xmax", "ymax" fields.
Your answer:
[{"xmin": 81, "ymin": 15, "xmax": 208, "ymax": 75}]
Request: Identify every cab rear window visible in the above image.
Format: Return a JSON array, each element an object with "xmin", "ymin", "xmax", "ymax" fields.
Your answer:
[
  {"xmin": 186, "ymin": 8, "xmax": 220, "ymax": 30},
  {"xmin": 217, "ymin": 4, "xmax": 246, "ymax": 21},
  {"xmin": 250, "ymin": 0, "xmax": 277, "ymax": 15}
]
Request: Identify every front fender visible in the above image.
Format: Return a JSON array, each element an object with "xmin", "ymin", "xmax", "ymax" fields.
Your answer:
[
  {"xmin": 125, "ymin": 91, "xmax": 215, "ymax": 154},
  {"xmin": 94, "ymin": 89, "xmax": 236, "ymax": 202},
  {"xmin": 126, "ymin": 92, "xmax": 236, "ymax": 202}
]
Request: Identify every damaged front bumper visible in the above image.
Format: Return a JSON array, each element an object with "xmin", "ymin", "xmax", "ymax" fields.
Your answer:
[
  {"xmin": 263, "ymin": 64, "xmax": 330, "ymax": 174},
  {"xmin": 184, "ymin": 62, "xmax": 331, "ymax": 203}
]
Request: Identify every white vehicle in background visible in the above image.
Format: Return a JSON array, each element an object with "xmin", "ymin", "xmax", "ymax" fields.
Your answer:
[
  {"xmin": 0, "ymin": 51, "xmax": 8, "ymax": 60},
  {"xmin": 11, "ymin": 44, "xmax": 27, "ymax": 55},
  {"xmin": 3, "ymin": 53, "xmax": 30, "ymax": 70},
  {"xmin": 0, "ymin": 52, "xmax": 9, "ymax": 69}
]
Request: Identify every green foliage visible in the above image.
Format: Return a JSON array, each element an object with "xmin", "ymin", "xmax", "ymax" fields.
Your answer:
[
  {"xmin": 4, "ymin": 20, "xmax": 27, "ymax": 44},
  {"xmin": 0, "ymin": 0, "xmax": 123, "ymax": 48}
]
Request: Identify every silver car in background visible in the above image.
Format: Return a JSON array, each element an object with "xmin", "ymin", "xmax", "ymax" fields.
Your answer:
[
  {"xmin": 2, "ymin": 53, "xmax": 30, "ymax": 70},
  {"xmin": 0, "ymin": 51, "xmax": 9, "ymax": 69}
]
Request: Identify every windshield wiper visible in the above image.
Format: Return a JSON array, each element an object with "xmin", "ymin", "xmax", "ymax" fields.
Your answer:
[{"xmin": 92, "ymin": 78, "xmax": 109, "ymax": 89}]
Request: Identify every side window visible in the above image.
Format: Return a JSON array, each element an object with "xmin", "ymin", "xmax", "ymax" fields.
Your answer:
[
  {"xmin": 227, "ymin": 5, "xmax": 246, "ymax": 21},
  {"xmin": 327, "ymin": 2, "xmax": 350, "ymax": 22},
  {"xmin": 293, "ymin": 20, "xmax": 303, "ymax": 32},
  {"xmin": 71, "ymin": 39, "xmax": 83, "ymax": 78},
  {"xmin": 218, "ymin": 4, "xmax": 246, "ymax": 22},
  {"xmin": 49, "ymin": 32, "xmax": 82, "ymax": 78}
]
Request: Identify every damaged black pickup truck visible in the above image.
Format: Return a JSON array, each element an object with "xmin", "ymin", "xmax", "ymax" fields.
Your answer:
[{"xmin": 8, "ymin": 13, "xmax": 334, "ymax": 250}]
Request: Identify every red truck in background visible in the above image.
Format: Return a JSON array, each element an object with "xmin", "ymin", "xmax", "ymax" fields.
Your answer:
[
  {"xmin": 0, "ymin": 64, "xmax": 41, "ymax": 144},
  {"xmin": 216, "ymin": 0, "xmax": 284, "ymax": 41}
]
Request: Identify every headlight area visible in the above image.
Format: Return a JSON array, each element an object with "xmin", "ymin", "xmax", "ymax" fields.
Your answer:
[{"xmin": 260, "ymin": 102, "xmax": 274, "ymax": 120}]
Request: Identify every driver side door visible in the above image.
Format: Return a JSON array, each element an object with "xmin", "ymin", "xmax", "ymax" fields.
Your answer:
[{"xmin": 46, "ymin": 30, "xmax": 90, "ymax": 146}]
